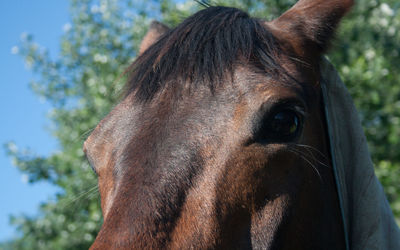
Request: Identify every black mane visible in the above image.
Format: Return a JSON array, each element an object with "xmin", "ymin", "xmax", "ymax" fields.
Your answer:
[{"xmin": 125, "ymin": 6, "xmax": 280, "ymax": 102}]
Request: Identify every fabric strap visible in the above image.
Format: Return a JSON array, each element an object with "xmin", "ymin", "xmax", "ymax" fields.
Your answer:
[{"xmin": 320, "ymin": 58, "xmax": 400, "ymax": 250}]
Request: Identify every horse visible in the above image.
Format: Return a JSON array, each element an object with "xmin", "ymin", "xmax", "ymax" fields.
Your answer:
[{"xmin": 84, "ymin": 0, "xmax": 399, "ymax": 248}]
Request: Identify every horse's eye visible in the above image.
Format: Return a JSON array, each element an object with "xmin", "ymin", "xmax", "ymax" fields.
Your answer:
[
  {"xmin": 254, "ymin": 109, "xmax": 302, "ymax": 143},
  {"xmin": 270, "ymin": 110, "xmax": 300, "ymax": 137}
]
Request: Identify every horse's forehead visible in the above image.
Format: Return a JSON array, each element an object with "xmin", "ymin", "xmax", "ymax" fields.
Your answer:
[
  {"xmin": 93, "ymin": 65, "xmax": 309, "ymax": 146},
  {"xmin": 85, "ymin": 63, "xmax": 313, "ymax": 178}
]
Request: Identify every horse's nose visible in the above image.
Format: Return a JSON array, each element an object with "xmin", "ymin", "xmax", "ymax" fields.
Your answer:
[
  {"xmin": 83, "ymin": 140, "xmax": 88, "ymax": 154},
  {"xmin": 83, "ymin": 138, "xmax": 97, "ymax": 172},
  {"xmin": 83, "ymin": 138, "xmax": 90, "ymax": 156}
]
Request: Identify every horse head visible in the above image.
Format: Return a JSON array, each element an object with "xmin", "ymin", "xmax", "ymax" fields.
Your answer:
[{"xmin": 84, "ymin": 0, "xmax": 353, "ymax": 248}]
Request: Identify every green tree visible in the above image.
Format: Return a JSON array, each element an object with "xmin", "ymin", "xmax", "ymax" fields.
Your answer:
[
  {"xmin": 2, "ymin": 0, "xmax": 399, "ymax": 248},
  {"xmin": 4, "ymin": 0, "xmax": 159, "ymax": 248}
]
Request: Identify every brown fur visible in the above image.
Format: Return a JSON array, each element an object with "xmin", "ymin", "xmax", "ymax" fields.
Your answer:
[
  {"xmin": 84, "ymin": 1, "xmax": 354, "ymax": 249},
  {"xmin": 139, "ymin": 21, "xmax": 170, "ymax": 55}
]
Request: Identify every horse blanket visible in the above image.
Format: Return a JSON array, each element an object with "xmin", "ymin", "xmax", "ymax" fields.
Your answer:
[{"xmin": 321, "ymin": 58, "xmax": 400, "ymax": 249}]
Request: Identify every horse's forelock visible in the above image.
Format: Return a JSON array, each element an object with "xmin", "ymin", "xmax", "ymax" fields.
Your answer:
[{"xmin": 124, "ymin": 6, "xmax": 281, "ymax": 102}]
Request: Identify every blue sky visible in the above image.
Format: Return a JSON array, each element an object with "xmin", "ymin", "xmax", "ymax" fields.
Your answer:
[{"xmin": 0, "ymin": 0, "xmax": 69, "ymax": 241}]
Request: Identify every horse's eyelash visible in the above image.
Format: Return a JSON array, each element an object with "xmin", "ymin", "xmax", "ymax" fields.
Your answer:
[{"xmin": 293, "ymin": 106, "xmax": 307, "ymax": 119}]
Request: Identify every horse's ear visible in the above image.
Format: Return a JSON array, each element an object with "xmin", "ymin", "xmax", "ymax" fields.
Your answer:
[
  {"xmin": 269, "ymin": 0, "xmax": 354, "ymax": 58},
  {"xmin": 139, "ymin": 21, "xmax": 170, "ymax": 55}
]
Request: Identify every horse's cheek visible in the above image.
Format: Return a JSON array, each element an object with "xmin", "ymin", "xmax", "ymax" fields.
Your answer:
[{"xmin": 217, "ymin": 145, "xmax": 302, "ymax": 211}]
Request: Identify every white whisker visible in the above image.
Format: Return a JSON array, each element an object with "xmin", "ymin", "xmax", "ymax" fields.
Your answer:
[
  {"xmin": 288, "ymin": 149, "xmax": 323, "ymax": 182},
  {"xmin": 61, "ymin": 185, "xmax": 99, "ymax": 208}
]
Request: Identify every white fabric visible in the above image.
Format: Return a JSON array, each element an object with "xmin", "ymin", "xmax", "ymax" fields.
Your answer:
[{"xmin": 320, "ymin": 58, "xmax": 400, "ymax": 250}]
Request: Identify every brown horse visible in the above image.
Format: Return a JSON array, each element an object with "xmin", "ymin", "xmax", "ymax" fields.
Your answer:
[{"xmin": 84, "ymin": 0, "xmax": 354, "ymax": 249}]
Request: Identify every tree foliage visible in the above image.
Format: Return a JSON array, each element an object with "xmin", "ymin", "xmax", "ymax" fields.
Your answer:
[{"xmin": 2, "ymin": 0, "xmax": 399, "ymax": 248}]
